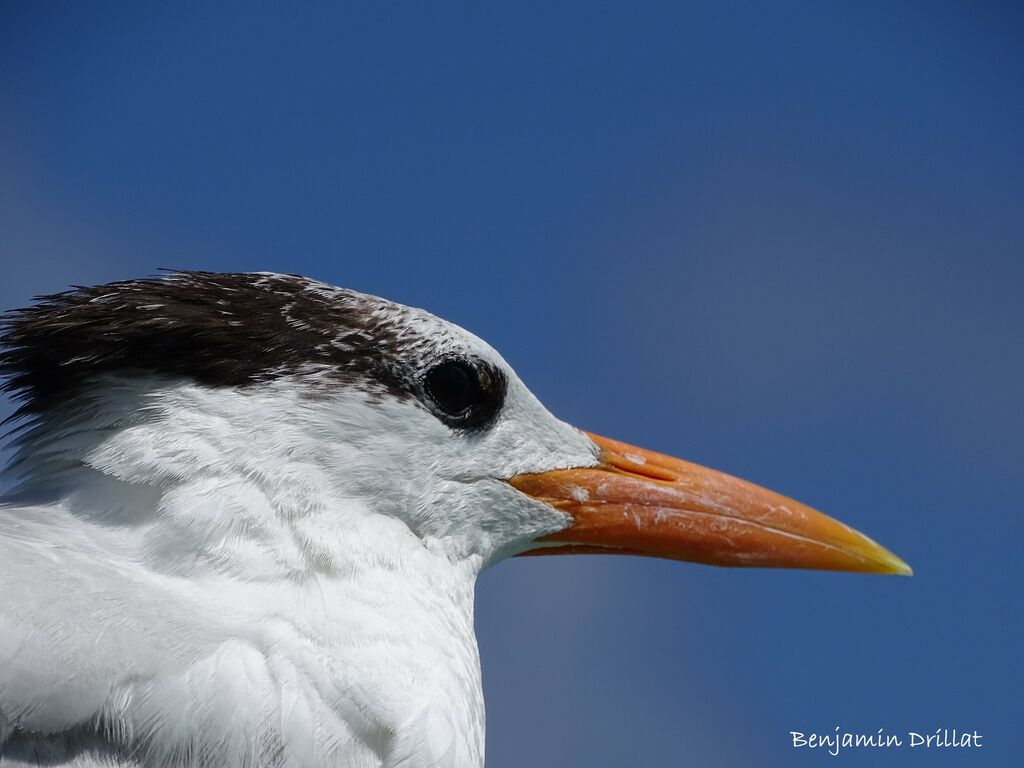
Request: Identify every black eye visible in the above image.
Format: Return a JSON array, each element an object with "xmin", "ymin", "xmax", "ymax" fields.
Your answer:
[{"xmin": 423, "ymin": 358, "xmax": 505, "ymax": 429}]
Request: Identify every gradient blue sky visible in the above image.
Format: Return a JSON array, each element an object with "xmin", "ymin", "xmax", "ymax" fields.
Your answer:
[{"xmin": 1, "ymin": 2, "xmax": 1021, "ymax": 766}]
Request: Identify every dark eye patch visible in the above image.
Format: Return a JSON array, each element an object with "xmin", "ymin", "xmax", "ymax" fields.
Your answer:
[{"xmin": 422, "ymin": 358, "xmax": 506, "ymax": 430}]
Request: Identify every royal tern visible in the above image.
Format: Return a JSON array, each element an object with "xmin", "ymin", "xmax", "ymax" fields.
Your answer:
[{"xmin": 0, "ymin": 271, "xmax": 910, "ymax": 767}]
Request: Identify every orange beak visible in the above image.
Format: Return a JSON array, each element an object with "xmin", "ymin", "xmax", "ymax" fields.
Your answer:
[{"xmin": 509, "ymin": 432, "xmax": 911, "ymax": 575}]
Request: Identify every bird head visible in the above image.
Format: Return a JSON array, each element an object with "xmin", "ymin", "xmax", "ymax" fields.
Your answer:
[{"xmin": 0, "ymin": 271, "xmax": 910, "ymax": 577}]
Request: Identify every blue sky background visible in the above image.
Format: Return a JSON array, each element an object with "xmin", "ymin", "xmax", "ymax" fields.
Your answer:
[{"xmin": 1, "ymin": 2, "xmax": 1021, "ymax": 766}]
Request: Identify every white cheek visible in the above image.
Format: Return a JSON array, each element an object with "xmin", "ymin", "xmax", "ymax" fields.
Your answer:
[{"xmin": 72, "ymin": 364, "xmax": 596, "ymax": 568}]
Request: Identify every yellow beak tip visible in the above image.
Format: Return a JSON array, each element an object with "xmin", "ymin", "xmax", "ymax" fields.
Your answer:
[
  {"xmin": 873, "ymin": 550, "xmax": 913, "ymax": 576},
  {"xmin": 891, "ymin": 558, "xmax": 914, "ymax": 577}
]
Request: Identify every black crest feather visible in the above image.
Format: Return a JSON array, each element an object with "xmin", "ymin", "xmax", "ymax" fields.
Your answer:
[{"xmin": 0, "ymin": 271, "xmax": 418, "ymax": 413}]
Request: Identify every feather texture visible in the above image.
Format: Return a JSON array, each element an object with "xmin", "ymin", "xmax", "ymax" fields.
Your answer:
[{"xmin": 0, "ymin": 274, "xmax": 599, "ymax": 767}]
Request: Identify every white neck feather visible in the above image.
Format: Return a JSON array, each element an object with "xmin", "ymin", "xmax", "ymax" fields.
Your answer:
[{"xmin": 0, "ymin": 377, "xmax": 513, "ymax": 767}]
